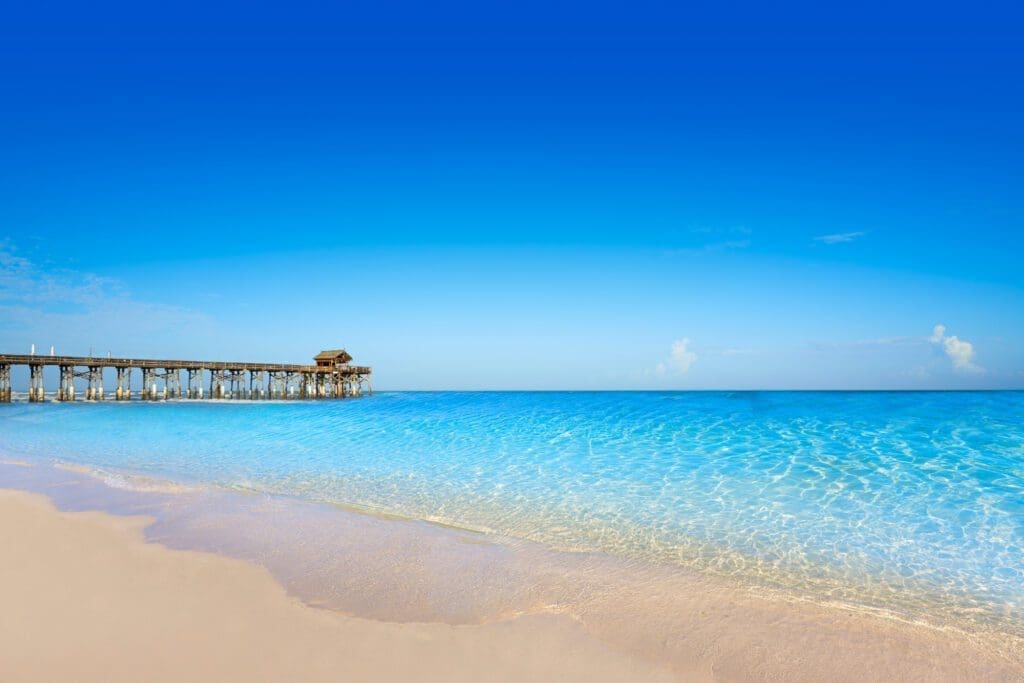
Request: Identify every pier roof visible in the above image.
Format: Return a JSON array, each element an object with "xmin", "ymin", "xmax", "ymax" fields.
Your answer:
[{"xmin": 314, "ymin": 349, "xmax": 353, "ymax": 363}]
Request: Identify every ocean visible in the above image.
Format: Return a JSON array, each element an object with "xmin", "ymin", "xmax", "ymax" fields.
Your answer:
[{"xmin": 2, "ymin": 391, "xmax": 1022, "ymax": 637}]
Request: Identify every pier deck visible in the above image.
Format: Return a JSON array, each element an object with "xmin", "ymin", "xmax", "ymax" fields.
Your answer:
[{"xmin": 0, "ymin": 349, "xmax": 371, "ymax": 402}]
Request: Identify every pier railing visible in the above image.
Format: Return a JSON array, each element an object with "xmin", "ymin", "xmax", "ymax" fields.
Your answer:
[{"xmin": 0, "ymin": 353, "xmax": 372, "ymax": 402}]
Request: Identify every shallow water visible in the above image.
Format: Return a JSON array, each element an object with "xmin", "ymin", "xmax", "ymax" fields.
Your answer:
[{"xmin": 1, "ymin": 391, "xmax": 1022, "ymax": 637}]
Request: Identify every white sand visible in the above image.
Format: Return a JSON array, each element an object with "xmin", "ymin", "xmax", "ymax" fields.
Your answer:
[{"xmin": 2, "ymin": 486, "xmax": 1022, "ymax": 682}]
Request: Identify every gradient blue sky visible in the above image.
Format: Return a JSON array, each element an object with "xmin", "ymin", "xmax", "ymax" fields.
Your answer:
[{"xmin": 1, "ymin": 1, "xmax": 1022, "ymax": 389}]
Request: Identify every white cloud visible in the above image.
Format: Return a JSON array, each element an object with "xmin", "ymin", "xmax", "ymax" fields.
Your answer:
[
  {"xmin": 814, "ymin": 231, "xmax": 865, "ymax": 244},
  {"xmin": 668, "ymin": 338, "xmax": 697, "ymax": 373},
  {"xmin": 928, "ymin": 324, "xmax": 983, "ymax": 374},
  {"xmin": 0, "ymin": 242, "xmax": 125, "ymax": 306},
  {"xmin": 943, "ymin": 336, "xmax": 980, "ymax": 373},
  {"xmin": 0, "ymin": 242, "xmax": 214, "ymax": 352}
]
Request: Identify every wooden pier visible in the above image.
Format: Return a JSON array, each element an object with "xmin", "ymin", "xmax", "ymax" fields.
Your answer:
[{"xmin": 0, "ymin": 349, "xmax": 370, "ymax": 402}]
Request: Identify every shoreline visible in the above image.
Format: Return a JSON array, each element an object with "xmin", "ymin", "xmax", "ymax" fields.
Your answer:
[
  {"xmin": 2, "ymin": 458, "xmax": 1023, "ymax": 680},
  {"xmin": 26, "ymin": 456, "xmax": 1024, "ymax": 640},
  {"xmin": 0, "ymin": 488, "xmax": 673, "ymax": 682}
]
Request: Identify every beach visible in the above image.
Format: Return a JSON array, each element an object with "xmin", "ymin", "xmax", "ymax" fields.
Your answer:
[
  {"xmin": 2, "ymin": 392, "xmax": 1024, "ymax": 680},
  {"xmin": 2, "ymin": 456, "xmax": 1023, "ymax": 681}
]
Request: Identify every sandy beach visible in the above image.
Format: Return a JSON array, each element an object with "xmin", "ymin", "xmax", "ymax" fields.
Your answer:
[
  {"xmin": 0, "ymin": 488, "xmax": 675, "ymax": 682},
  {"xmin": 3, "ymin": 473, "xmax": 1024, "ymax": 682}
]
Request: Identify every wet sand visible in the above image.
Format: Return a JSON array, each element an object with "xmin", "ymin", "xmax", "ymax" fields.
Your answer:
[{"xmin": 1, "ymin": 460, "xmax": 1023, "ymax": 681}]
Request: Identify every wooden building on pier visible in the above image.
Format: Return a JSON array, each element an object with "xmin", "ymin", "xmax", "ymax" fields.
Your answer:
[{"xmin": 314, "ymin": 349, "xmax": 354, "ymax": 368}]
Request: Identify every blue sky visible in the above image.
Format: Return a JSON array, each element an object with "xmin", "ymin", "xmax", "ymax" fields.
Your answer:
[{"xmin": 1, "ymin": 1, "xmax": 1022, "ymax": 389}]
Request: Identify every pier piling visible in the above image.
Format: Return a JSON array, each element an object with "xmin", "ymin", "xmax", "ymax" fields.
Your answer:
[
  {"xmin": 0, "ymin": 364, "xmax": 11, "ymax": 402},
  {"xmin": 58, "ymin": 365, "xmax": 75, "ymax": 401},
  {"xmin": 169, "ymin": 369, "xmax": 183, "ymax": 399},
  {"xmin": 116, "ymin": 367, "xmax": 130, "ymax": 400},
  {"xmin": 187, "ymin": 368, "xmax": 203, "ymax": 399},
  {"xmin": 86, "ymin": 366, "xmax": 103, "ymax": 400},
  {"xmin": 249, "ymin": 370, "xmax": 263, "ymax": 400},
  {"xmin": 28, "ymin": 364, "xmax": 44, "ymax": 402}
]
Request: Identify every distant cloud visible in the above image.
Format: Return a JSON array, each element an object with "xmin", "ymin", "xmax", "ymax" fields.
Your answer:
[
  {"xmin": 0, "ymin": 242, "xmax": 213, "ymax": 352},
  {"xmin": 710, "ymin": 239, "xmax": 751, "ymax": 251},
  {"xmin": 661, "ymin": 240, "xmax": 749, "ymax": 256},
  {"xmin": 814, "ymin": 231, "xmax": 865, "ymax": 244},
  {"xmin": 668, "ymin": 338, "xmax": 697, "ymax": 373},
  {"xmin": 653, "ymin": 338, "xmax": 698, "ymax": 376},
  {"xmin": 719, "ymin": 347, "xmax": 755, "ymax": 356},
  {"xmin": 701, "ymin": 226, "xmax": 751, "ymax": 251},
  {"xmin": 929, "ymin": 324, "xmax": 983, "ymax": 374},
  {"xmin": 661, "ymin": 226, "xmax": 752, "ymax": 254},
  {"xmin": 944, "ymin": 337, "xmax": 979, "ymax": 372}
]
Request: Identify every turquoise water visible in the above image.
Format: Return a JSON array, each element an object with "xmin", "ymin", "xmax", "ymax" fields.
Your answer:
[{"xmin": 2, "ymin": 391, "xmax": 1023, "ymax": 631}]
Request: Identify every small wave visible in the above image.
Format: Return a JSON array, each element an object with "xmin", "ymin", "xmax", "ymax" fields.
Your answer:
[{"xmin": 54, "ymin": 462, "xmax": 203, "ymax": 494}]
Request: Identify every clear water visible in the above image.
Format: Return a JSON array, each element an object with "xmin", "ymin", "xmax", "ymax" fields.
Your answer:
[{"xmin": 2, "ymin": 391, "xmax": 1023, "ymax": 634}]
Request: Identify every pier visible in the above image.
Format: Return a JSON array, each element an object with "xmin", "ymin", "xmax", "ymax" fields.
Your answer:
[{"xmin": 0, "ymin": 349, "xmax": 370, "ymax": 402}]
